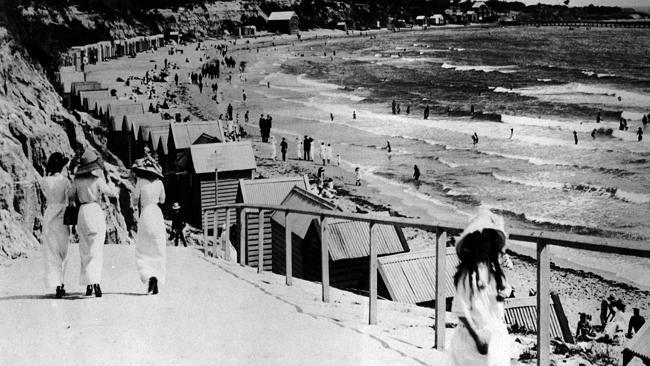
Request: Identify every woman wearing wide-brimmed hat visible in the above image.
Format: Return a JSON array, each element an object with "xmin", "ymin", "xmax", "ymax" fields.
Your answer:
[
  {"xmin": 448, "ymin": 208, "xmax": 512, "ymax": 366},
  {"xmin": 131, "ymin": 155, "xmax": 166, "ymax": 295},
  {"xmin": 71, "ymin": 149, "xmax": 119, "ymax": 298},
  {"xmin": 41, "ymin": 152, "xmax": 72, "ymax": 298}
]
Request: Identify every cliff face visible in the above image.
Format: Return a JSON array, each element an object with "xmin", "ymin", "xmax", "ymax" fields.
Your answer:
[{"xmin": 0, "ymin": 24, "xmax": 132, "ymax": 263}]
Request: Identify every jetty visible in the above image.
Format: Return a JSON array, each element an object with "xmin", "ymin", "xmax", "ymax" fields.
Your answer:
[{"xmin": 511, "ymin": 20, "xmax": 650, "ymax": 28}]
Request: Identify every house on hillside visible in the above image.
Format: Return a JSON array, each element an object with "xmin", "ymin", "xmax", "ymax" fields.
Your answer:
[
  {"xmin": 237, "ymin": 176, "xmax": 309, "ymax": 270},
  {"xmin": 182, "ymin": 142, "xmax": 256, "ymax": 232},
  {"xmin": 415, "ymin": 15, "xmax": 428, "ymax": 27},
  {"xmin": 430, "ymin": 14, "xmax": 446, "ymax": 25},
  {"xmin": 267, "ymin": 11, "xmax": 300, "ymax": 34},
  {"xmin": 377, "ymin": 248, "xmax": 458, "ymax": 309},
  {"xmin": 167, "ymin": 121, "xmax": 226, "ymax": 172},
  {"xmin": 472, "ymin": 1, "xmax": 493, "ymax": 21},
  {"xmin": 300, "ymin": 217, "xmax": 409, "ymax": 292},
  {"xmin": 623, "ymin": 323, "xmax": 650, "ymax": 365},
  {"xmin": 271, "ymin": 186, "xmax": 339, "ymax": 278},
  {"xmin": 503, "ymin": 295, "xmax": 574, "ymax": 344}
]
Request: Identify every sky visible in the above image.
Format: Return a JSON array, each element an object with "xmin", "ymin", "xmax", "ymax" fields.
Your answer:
[{"xmin": 511, "ymin": 0, "xmax": 650, "ymax": 11}]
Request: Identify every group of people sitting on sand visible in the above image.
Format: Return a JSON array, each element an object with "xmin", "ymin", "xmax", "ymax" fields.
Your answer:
[{"xmin": 574, "ymin": 294, "xmax": 646, "ymax": 344}]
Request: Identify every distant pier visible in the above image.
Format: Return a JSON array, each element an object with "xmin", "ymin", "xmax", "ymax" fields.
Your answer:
[{"xmin": 510, "ymin": 20, "xmax": 650, "ymax": 28}]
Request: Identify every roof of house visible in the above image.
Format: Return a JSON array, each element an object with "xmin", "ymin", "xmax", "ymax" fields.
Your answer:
[
  {"xmin": 310, "ymin": 216, "xmax": 409, "ymax": 261},
  {"xmin": 239, "ymin": 176, "xmax": 307, "ymax": 205},
  {"xmin": 271, "ymin": 186, "xmax": 338, "ymax": 239},
  {"xmin": 107, "ymin": 102, "xmax": 145, "ymax": 131},
  {"xmin": 171, "ymin": 121, "xmax": 225, "ymax": 149},
  {"xmin": 473, "ymin": 1, "xmax": 489, "ymax": 8},
  {"xmin": 268, "ymin": 11, "xmax": 298, "ymax": 21},
  {"xmin": 416, "ymin": 15, "xmax": 426, "ymax": 20},
  {"xmin": 191, "ymin": 142, "xmax": 257, "ymax": 174},
  {"xmin": 625, "ymin": 322, "xmax": 650, "ymax": 362},
  {"xmin": 503, "ymin": 296, "xmax": 570, "ymax": 342},
  {"xmin": 377, "ymin": 248, "xmax": 458, "ymax": 304},
  {"xmin": 431, "ymin": 14, "xmax": 445, "ymax": 18},
  {"xmin": 126, "ymin": 114, "xmax": 168, "ymax": 138}
]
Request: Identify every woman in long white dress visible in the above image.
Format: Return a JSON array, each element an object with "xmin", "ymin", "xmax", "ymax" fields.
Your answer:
[
  {"xmin": 270, "ymin": 135, "xmax": 277, "ymax": 160},
  {"xmin": 41, "ymin": 152, "xmax": 72, "ymax": 298},
  {"xmin": 131, "ymin": 156, "xmax": 166, "ymax": 295},
  {"xmin": 72, "ymin": 150, "xmax": 119, "ymax": 298},
  {"xmin": 296, "ymin": 137, "xmax": 303, "ymax": 160},
  {"xmin": 448, "ymin": 208, "xmax": 512, "ymax": 366}
]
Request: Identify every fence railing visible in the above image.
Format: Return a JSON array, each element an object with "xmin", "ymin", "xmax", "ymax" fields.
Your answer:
[{"xmin": 203, "ymin": 203, "xmax": 650, "ymax": 366}]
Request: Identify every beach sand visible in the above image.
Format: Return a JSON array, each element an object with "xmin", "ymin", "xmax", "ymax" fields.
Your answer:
[{"xmin": 90, "ymin": 30, "xmax": 649, "ymax": 336}]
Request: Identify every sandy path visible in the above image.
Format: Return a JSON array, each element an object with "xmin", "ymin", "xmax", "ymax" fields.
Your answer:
[{"xmin": 0, "ymin": 245, "xmax": 447, "ymax": 365}]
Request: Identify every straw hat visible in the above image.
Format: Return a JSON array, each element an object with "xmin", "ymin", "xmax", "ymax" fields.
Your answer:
[
  {"xmin": 131, "ymin": 155, "xmax": 163, "ymax": 179},
  {"xmin": 456, "ymin": 207, "xmax": 507, "ymax": 256},
  {"xmin": 76, "ymin": 150, "xmax": 103, "ymax": 176},
  {"xmin": 172, "ymin": 202, "xmax": 181, "ymax": 210}
]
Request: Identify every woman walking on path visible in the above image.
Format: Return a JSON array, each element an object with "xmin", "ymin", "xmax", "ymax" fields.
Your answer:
[
  {"xmin": 72, "ymin": 150, "xmax": 119, "ymax": 298},
  {"xmin": 132, "ymin": 156, "xmax": 166, "ymax": 295},
  {"xmin": 448, "ymin": 208, "xmax": 512, "ymax": 366},
  {"xmin": 41, "ymin": 153, "xmax": 72, "ymax": 298}
]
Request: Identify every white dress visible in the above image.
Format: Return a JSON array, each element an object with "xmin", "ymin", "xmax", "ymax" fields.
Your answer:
[
  {"xmin": 41, "ymin": 174, "xmax": 72, "ymax": 288},
  {"xmin": 134, "ymin": 179, "xmax": 167, "ymax": 284},
  {"xmin": 448, "ymin": 264, "xmax": 511, "ymax": 366},
  {"xmin": 296, "ymin": 140, "xmax": 303, "ymax": 159},
  {"xmin": 73, "ymin": 175, "xmax": 119, "ymax": 286},
  {"xmin": 270, "ymin": 137, "xmax": 277, "ymax": 160}
]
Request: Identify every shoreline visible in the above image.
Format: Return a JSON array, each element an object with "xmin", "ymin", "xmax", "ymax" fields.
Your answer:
[{"xmin": 69, "ymin": 29, "xmax": 649, "ymax": 328}]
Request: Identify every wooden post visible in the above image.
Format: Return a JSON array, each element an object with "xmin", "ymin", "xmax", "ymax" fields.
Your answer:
[
  {"xmin": 202, "ymin": 209, "xmax": 208, "ymax": 257},
  {"xmin": 368, "ymin": 222, "xmax": 377, "ymax": 325},
  {"xmin": 224, "ymin": 208, "xmax": 231, "ymax": 261},
  {"xmin": 258, "ymin": 209, "xmax": 264, "ymax": 273},
  {"xmin": 239, "ymin": 208, "xmax": 246, "ymax": 266},
  {"xmin": 435, "ymin": 228, "xmax": 446, "ymax": 350},
  {"xmin": 320, "ymin": 215, "xmax": 330, "ymax": 303},
  {"xmin": 537, "ymin": 239, "xmax": 550, "ymax": 366},
  {"xmin": 285, "ymin": 211, "xmax": 292, "ymax": 286}
]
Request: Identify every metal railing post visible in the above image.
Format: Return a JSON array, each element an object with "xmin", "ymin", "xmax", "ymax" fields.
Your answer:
[
  {"xmin": 224, "ymin": 208, "xmax": 231, "ymax": 261},
  {"xmin": 369, "ymin": 222, "xmax": 377, "ymax": 325},
  {"xmin": 435, "ymin": 228, "xmax": 447, "ymax": 350},
  {"xmin": 213, "ymin": 209, "xmax": 219, "ymax": 258},
  {"xmin": 202, "ymin": 209, "xmax": 208, "ymax": 257},
  {"xmin": 537, "ymin": 239, "xmax": 550, "ymax": 366},
  {"xmin": 285, "ymin": 211, "xmax": 292, "ymax": 286},
  {"xmin": 239, "ymin": 208, "xmax": 246, "ymax": 266},
  {"xmin": 258, "ymin": 209, "xmax": 264, "ymax": 273},
  {"xmin": 320, "ymin": 214, "xmax": 330, "ymax": 303}
]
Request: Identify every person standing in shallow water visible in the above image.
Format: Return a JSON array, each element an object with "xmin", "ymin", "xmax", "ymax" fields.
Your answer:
[
  {"xmin": 573, "ymin": 130, "xmax": 578, "ymax": 145},
  {"xmin": 413, "ymin": 165, "xmax": 420, "ymax": 182},
  {"xmin": 132, "ymin": 156, "xmax": 166, "ymax": 295},
  {"xmin": 42, "ymin": 152, "xmax": 72, "ymax": 298},
  {"xmin": 637, "ymin": 127, "xmax": 643, "ymax": 142},
  {"xmin": 72, "ymin": 150, "xmax": 119, "ymax": 298},
  {"xmin": 448, "ymin": 209, "xmax": 512, "ymax": 366}
]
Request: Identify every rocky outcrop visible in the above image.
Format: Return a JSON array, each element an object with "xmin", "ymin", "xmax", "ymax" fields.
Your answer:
[{"xmin": 0, "ymin": 25, "xmax": 133, "ymax": 263}]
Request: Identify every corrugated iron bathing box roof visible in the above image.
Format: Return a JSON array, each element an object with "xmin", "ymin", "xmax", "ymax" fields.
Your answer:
[
  {"xmin": 271, "ymin": 186, "xmax": 339, "ymax": 239},
  {"xmin": 191, "ymin": 142, "xmax": 257, "ymax": 174},
  {"xmin": 125, "ymin": 114, "xmax": 167, "ymax": 138},
  {"xmin": 318, "ymin": 217, "xmax": 409, "ymax": 261},
  {"xmin": 239, "ymin": 176, "xmax": 308, "ymax": 205},
  {"xmin": 171, "ymin": 121, "xmax": 225, "ymax": 148},
  {"xmin": 377, "ymin": 248, "xmax": 458, "ymax": 304},
  {"xmin": 107, "ymin": 101, "xmax": 145, "ymax": 131},
  {"xmin": 625, "ymin": 322, "xmax": 650, "ymax": 362},
  {"xmin": 268, "ymin": 11, "xmax": 298, "ymax": 21}
]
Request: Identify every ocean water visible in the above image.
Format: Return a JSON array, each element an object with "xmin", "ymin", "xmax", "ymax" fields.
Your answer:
[{"xmin": 260, "ymin": 27, "xmax": 650, "ymax": 288}]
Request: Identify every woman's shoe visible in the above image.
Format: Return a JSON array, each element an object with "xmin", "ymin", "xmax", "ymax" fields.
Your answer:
[
  {"xmin": 148, "ymin": 277, "xmax": 158, "ymax": 295},
  {"xmin": 55, "ymin": 285, "xmax": 64, "ymax": 299},
  {"xmin": 93, "ymin": 284, "xmax": 102, "ymax": 298},
  {"xmin": 85, "ymin": 285, "xmax": 93, "ymax": 296}
]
